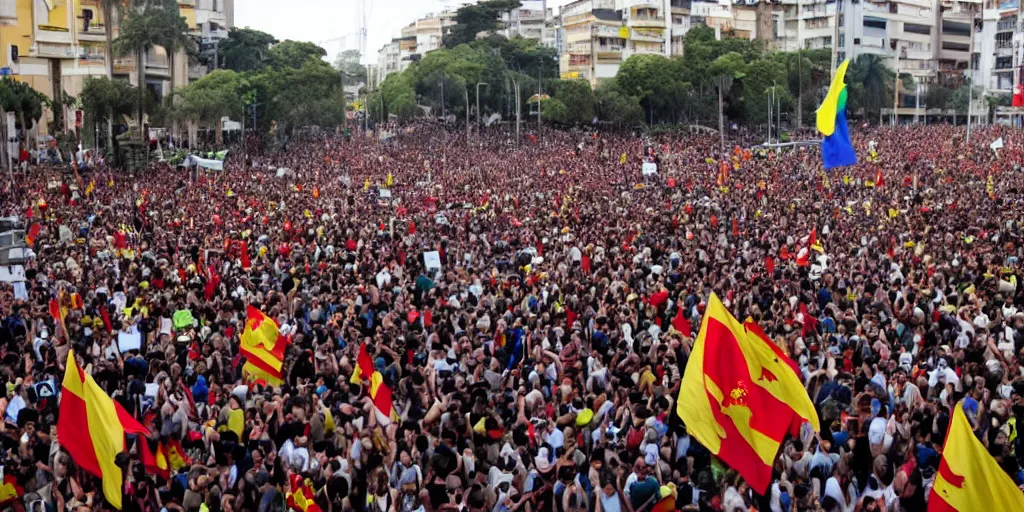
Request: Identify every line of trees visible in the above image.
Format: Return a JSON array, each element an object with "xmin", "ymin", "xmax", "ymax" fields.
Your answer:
[
  {"xmin": 80, "ymin": 26, "xmax": 351, "ymax": 149},
  {"xmin": 369, "ymin": 15, "xmax": 1000, "ymax": 131}
]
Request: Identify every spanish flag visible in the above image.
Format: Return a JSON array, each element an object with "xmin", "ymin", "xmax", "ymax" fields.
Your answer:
[
  {"xmin": 139, "ymin": 438, "xmax": 170, "ymax": 480},
  {"xmin": 350, "ymin": 343, "xmax": 395, "ymax": 425},
  {"xmin": 58, "ymin": 350, "xmax": 150, "ymax": 510},
  {"xmin": 350, "ymin": 342, "xmax": 375, "ymax": 385},
  {"xmin": 0, "ymin": 474, "xmax": 23, "ymax": 508},
  {"xmin": 929, "ymin": 401, "xmax": 1024, "ymax": 511},
  {"xmin": 165, "ymin": 438, "xmax": 190, "ymax": 471},
  {"xmin": 676, "ymin": 293, "xmax": 819, "ymax": 493},
  {"xmin": 287, "ymin": 474, "xmax": 322, "ymax": 512},
  {"xmin": 240, "ymin": 306, "xmax": 288, "ymax": 386}
]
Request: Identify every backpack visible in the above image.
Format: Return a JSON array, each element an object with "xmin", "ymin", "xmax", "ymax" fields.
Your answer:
[{"xmin": 626, "ymin": 426, "xmax": 644, "ymax": 450}]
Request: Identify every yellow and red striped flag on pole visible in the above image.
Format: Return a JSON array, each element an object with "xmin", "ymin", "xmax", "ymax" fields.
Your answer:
[
  {"xmin": 929, "ymin": 401, "xmax": 1024, "ymax": 511},
  {"xmin": 675, "ymin": 293, "xmax": 819, "ymax": 493},
  {"xmin": 240, "ymin": 306, "xmax": 288, "ymax": 385},
  {"xmin": 58, "ymin": 350, "xmax": 150, "ymax": 510}
]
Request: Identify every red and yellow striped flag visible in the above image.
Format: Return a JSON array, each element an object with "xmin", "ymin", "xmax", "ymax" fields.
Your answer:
[
  {"xmin": 929, "ymin": 401, "xmax": 1024, "ymax": 511},
  {"xmin": 676, "ymin": 293, "xmax": 819, "ymax": 493},
  {"xmin": 58, "ymin": 350, "xmax": 150, "ymax": 510},
  {"xmin": 240, "ymin": 306, "xmax": 288, "ymax": 385}
]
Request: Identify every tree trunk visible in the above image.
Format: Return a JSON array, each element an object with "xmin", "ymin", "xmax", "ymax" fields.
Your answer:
[
  {"xmin": 103, "ymin": 2, "xmax": 114, "ymax": 79},
  {"xmin": 137, "ymin": 46, "xmax": 146, "ymax": 135},
  {"xmin": 215, "ymin": 117, "xmax": 223, "ymax": 146},
  {"xmin": 167, "ymin": 47, "xmax": 176, "ymax": 102}
]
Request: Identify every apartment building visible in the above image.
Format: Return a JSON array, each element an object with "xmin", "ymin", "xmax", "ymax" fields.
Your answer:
[
  {"xmin": 974, "ymin": 1, "xmax": 1020, "ymax": 94},
  {"xmin": 500, "ymin": 0, "xmax": 558, "ymax": 47},
  {"xmin": 376, "ymin": 10, "xmax": 456, "ymax": 84},
  {"xmin": 772, "ymin": 0, "xmax": 836, "ymax": 52},
  {"xmin": 0, "ymin": 0, "xmax": 218, "ymax": 135}
]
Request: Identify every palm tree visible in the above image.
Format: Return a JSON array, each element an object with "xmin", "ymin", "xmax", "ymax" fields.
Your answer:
[
  {"xmin": 99, "ymin": 0, "xmax": 128, "ymax": 80},
  {"xmin": 114, "ymin": 0, "xmax": 165, "ymax": 133},
  {"xmin": 847, "ymin": 54, "xmax": 896, "ymax": 122},
  {"xmin": 151, "ymin": 0, "xmax": 194, "ymax": 100}
]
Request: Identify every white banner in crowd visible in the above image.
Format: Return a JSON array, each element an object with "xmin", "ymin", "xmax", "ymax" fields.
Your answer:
[
  {"xmin": 183, "ymin": 154, "xmax": 225, "ymax": 171},
  {"xmin": 424, "ymin": 250, "xmax": 442, "ymax": 272},
  {"xmin": 642, "ymin": 161, "xmax": 658, "ymax": 176}
]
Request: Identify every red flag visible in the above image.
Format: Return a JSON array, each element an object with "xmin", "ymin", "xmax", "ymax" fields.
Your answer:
[
  {"xmin": 566, "ymin": 307, "xmax": 578, "ymax": 328},
  {"xmin": 581, "ymin": 254, "xmax": 591, "ymax": 274},
  {"xmin": 239, "ymin": 241, "xmax": 251, "ymax": 270},
  {"xmin": 99, "ymin": 305, "xmax": 113, "ymax": 334},
  {"xmin": 408, "ymin": 221, "xmax": 416, "ymax": 235},
  {"xmin": 711, "ymin": 215, "xmax": 718, "ymax": 228},
  {"xmin": 876, "ymin": 170, "xmax": 885, "ymax": 187},
  {"xmin": 203, "ymin": 269, "xmax": 220, "ymax": 301},
  {"xmin": 25, "ymin": 223, "xmax": 40, "ymax": 247},
  {"xmin": 139, "ymin": 438, "xmax": 170, "ymax": 480},
  {"xmin": 799, "ymin": 302, "xmax": 817, "ymax": 337},
  {"xmin": 672, "ymin": 307, "xmax": 691, "ymax": 338},
  {"xmin": 808, "ymin": 227, "xmax": 817, "ymax": 249},
  {"xmin": 765, "ymin": 256, "xmax": 775, "ymax": 275},
  {"xmin": 732, "ymin": 218, "xmax": 739, "ymax": 237},
  {"xmin": 49, "ymin": 298, "xmax": 61, "ymax": 321}
]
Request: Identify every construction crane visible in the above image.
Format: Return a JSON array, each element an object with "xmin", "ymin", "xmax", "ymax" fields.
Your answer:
[{"xmin": 316, "ymin": 0, "xmax": 368, "ymax": 60}]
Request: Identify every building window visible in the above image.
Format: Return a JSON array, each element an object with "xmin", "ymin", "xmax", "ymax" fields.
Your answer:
[
  {"xmin": 863, "ymin": 17, "xmax": 886, "ymax": 30},
  {"xmin": 941, "ymin": 21, "xmax": 970, "ymax": 37},
  {"xmin": 903, "ymin": 23, "xmax": 931, "ymax": 35},
  {"xmin": 941, "ymin": 41, "xmax": 969, "ymax": 52},
  {"xmin": 838, "ymin": 34, "xmax": 844, "ymax": 47}
]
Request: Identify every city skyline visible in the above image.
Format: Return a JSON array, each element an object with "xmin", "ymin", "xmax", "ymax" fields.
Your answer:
[{"xmin": 236, "ymin": 0, "xmax": 575, "ymax": 63}]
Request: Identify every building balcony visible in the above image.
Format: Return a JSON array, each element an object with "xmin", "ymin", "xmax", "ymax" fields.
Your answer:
[
  {"xmin": 596, "ymin": 46, "xmax": 623, "ymax": 60},
  {"xmin": 630, "ymin": 28, "xmax": 665, "ymax": 42},
  {"xmin": 628, "ymin": 16, "xmax": 665, "ymax": 28},
  {"xmin": 36, "ymin": 25, "xmax": 73, "ymax": 45}
]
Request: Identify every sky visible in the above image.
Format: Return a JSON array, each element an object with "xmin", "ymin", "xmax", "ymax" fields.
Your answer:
[{"xmin": 235, "ymin": 0, "xmax": 573, "ymax": 65}]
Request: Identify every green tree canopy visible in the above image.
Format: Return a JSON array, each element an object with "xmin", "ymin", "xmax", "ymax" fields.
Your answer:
[
  {"xmin": 218, "ymin": 28, "xmax": 279, "ymax": 72},
  {"xmin": 443, "ymin": 0, "xmax": 522, "ymax": 48},
  {"xmin": 335, "ymin": 49, "xmax": 368, "ymax": 85},
  {"xmin": 270, "ymin": 40, "xmax": 328, "ymax": 69},
  {"xmin": 550, "ymin": 79, "xmax": 594, "ymax": 125}
]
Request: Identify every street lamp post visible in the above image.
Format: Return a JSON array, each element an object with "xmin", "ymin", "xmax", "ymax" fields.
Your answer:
[
  {"xmin": 476, "ymin": 82, "xmax": 489, "ymax": 134},
  {"xmin": 511, "ymin": 78, "xmax": 521, "ymax": 148}
]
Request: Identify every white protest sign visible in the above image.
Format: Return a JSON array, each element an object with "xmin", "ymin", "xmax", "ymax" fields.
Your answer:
[
  {"xmin": 117, "ymin": 328, "xmax": 142, "ymax": 353},
  {"xmin": 424, "ymin": 250, "xmax": 442, "ymax": 272},
  {"xmin": 379, "ymin": 189, "xmax": 392, "ymax": 198},
  {"xmin": 642, "ymin": 161, "xmax": 658, "ymax": 176}
]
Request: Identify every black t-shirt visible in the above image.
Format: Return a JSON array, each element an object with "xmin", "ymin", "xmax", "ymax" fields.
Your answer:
[{"xmin": 425, "ymin": 480, "xmax": 449, "ymax": 509}]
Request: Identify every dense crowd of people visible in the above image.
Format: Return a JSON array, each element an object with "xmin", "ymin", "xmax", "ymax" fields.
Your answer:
[{"xmin": 1, "ymin": 121, "xmax": 1024, "ymax": 512}]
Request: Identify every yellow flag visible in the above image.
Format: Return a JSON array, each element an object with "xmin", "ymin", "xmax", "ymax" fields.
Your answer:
[
  {"xmin": 386, "ymin": 173, "xmax": 393, "ymax": 187},
  {"xmin": 227, "ymin": 408, "xmax": 244, "ymax": 439},
  {"xmin": 85, "ymin": 180, "xmax": 95, "ymax": 197},
  {"xmin": 620, "ymin": 152, "xmax": 627, "ymax": 164},
  {"xmin": 930, "ymin": 401, "xmax": 1024, "ymax": 511},
  {"xmin": 364, "ymin": 177, "xmax": 370, "ymax": 192}
]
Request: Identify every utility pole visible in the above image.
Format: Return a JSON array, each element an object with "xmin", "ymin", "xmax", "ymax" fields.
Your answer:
[
  {"xmin": 512, "ymin": 78, "xmax": 521, "ymax": 148},
  {"xmin": 966, "ymin": 6, "xmax": 977, "ymax": 146},
  {"xmin": 476, "ymin": 82, "xmax": 489, "ymax": 134},
  {"xmin": 440, "ymin": 79, "xmax": 445, "ymax": 121},
  {"xmin": 465, "ymin": 87, "xmax": 470, "ymax": 141},
  {"xmin": 892, "ymin": 41, "xmax": 900, "ymax": 127},
  {"xmin": 830, "ymin": 0, "xmax": 840, "ymax": 77}
]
